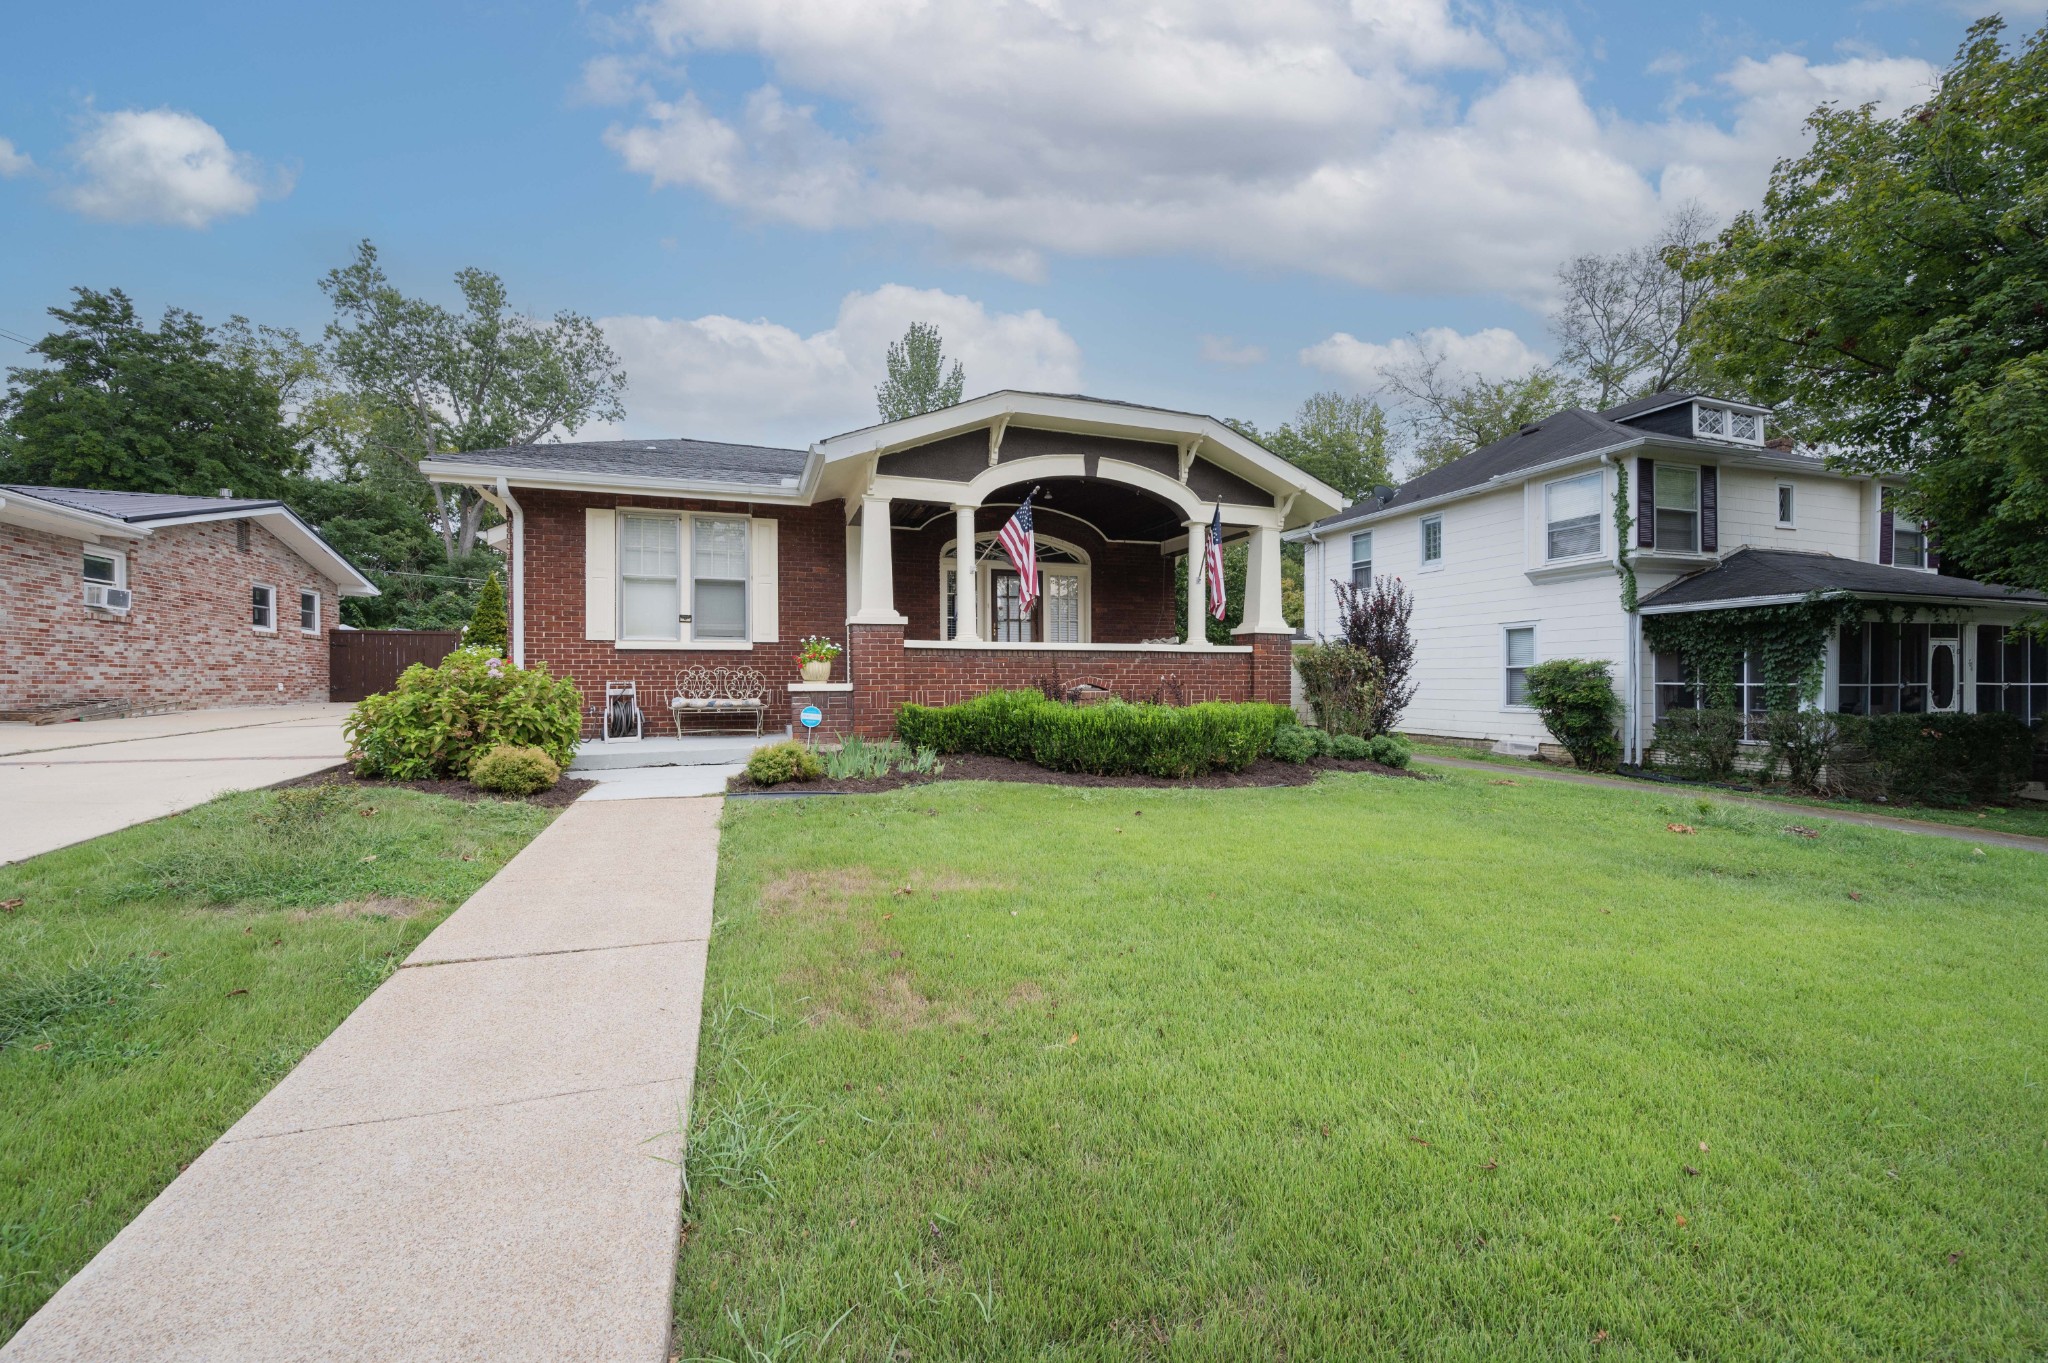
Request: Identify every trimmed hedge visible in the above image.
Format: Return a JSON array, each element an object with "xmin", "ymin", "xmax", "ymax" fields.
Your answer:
[
  {"xmin": 1832, "ymin": 712, "xmax": 2036, "ymax": 807},
  {"xmin": 746, "ymin": 740, "xmax": 825, "ymax": 786},
  {"xmin": 1651, "ymin": 708, "xmax": 1746, "ymax": 783},
  {"xmin": 1523, "ymin": 659, "xmax": 1621, "ymax": 771},
  {"xmin": 895, "ymin": 690, "xmax": 1296, "ymax": 779}
]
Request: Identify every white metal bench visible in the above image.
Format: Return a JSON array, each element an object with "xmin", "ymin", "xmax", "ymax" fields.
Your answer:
[{"xmin": 669, "ymin": 665, "xmax": 770, "ymax": 737}]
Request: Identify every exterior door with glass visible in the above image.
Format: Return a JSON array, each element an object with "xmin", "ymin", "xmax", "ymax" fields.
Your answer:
[{"xmin": 1928, "ymin": 630, "xmax": 1961, "ymax": 712}]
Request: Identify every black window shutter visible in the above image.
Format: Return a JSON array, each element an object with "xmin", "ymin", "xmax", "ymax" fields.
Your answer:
[
  {"xmin": 1878, "ymin": 488, "xmax": 1894, "ymax": 565},
  {"xmin": 1700, "ymin": 465, "xmax": 1718, "ymax": 553},
  {"xmin": 1636, "ymin": 457, "xmax": 1655, "ymax": 549},
  {"xmin": 1927, "ymin": 524, "xmax": 1941, "ymax": 572}
]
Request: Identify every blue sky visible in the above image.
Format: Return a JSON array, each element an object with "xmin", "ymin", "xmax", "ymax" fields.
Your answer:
[{"xmin": 0, "ymin": 1, "xmax": 2015, "ymax": 450}]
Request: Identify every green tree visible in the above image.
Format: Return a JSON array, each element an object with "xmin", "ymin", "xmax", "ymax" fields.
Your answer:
[
  {"xmin": 0, "ymin": 288, "xmax": 305, "ymax": 496},
  {"xmin": 1551, "ymin": 202, "xmax": 1717, "ymax": 408},
  {"xmin": 1232, "ymin": 391, "xmax": 1393, "ymax": 503},
  {"xmin": 321, "ymin": 240, "xmax": 627, "ymax": 561},
  {"xmin": 467, "ymin": 571, "xmax": 509, "ymax": 651},
  {"xmin": 1687, "ymin": 17, "xmax": 2048, "ymax": 594},
  {"xmin": 1382, "ymin": 359, "xmax": 1581, "ymax": 475},
  {"xmin": 876, "ymin": 322, "xmax": 965, "ymax": 421}
]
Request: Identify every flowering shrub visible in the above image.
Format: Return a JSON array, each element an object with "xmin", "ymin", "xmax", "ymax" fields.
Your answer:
[
  {"xmin": 795, "ymin": 635, "xmax": 843, "ymax": 666},
  {"xmin": 345, "ymin": 646, "xmax": 582, "ymax": 780}
]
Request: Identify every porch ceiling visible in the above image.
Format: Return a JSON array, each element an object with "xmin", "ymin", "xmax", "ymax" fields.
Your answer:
[{"xmin": 891, "ymin": 477, "xmax": 1187, "ymax": 543}]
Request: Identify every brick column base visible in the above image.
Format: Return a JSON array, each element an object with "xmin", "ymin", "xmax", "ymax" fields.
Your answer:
[
  {"xmin": 1248, "ymin": 632, "xmax": 1295, "ymax": 705},
  {"xmin": 787, "ymin": 686, "xmax": 854, "ymax": 744},
  {"xmin": 847, "ymin": 621, "xmax": 907, "ymax": 738}
]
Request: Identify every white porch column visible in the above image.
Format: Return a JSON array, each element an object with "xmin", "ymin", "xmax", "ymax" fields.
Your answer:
[
  {"xmin": 952, "ymin": 503, "xmax": 980, "ymax": 642},
  {"xmin": 1183, "ymin": 520, "xmax": 1212, "ymax": 649},
  {"xmin": 853, "ymin": 494, "xmax": 905, "ymax": 623},
  {"xmin": 1234, "ymin": 523, "xmax": 1288, "ymax": 636}
]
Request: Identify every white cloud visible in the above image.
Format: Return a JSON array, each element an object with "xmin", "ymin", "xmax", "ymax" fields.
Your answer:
[
  {"xmin": 1300, "ymin": 325, "xmax": 1546, "ymax": 392},
  {"xmin": 594, "ymin": 1, "xmax": 1937, "ymax": 297},
  {"xmin": 598, "ymin": 284, "xmax": 1082, "ymax": 445},
  {"xmin": 1199, "ymin": 335, "xmax": 1266, "ymax": 367},
  {"xmin": 0, "ymin": 137, "xmax": 32, "ymax": 178},
  {"xmin": 60, "ymin": 108, "xmax": 287, "ymax": 228}
]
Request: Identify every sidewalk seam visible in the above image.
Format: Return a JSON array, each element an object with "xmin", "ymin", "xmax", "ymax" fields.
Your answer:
[
  {"xmin": 219, "ymin": 1072, "xmax": 699, "ymax": 1146},
  {"xmin": 402, "ymin": 934, "xmax": 710, "ymax": 969}
]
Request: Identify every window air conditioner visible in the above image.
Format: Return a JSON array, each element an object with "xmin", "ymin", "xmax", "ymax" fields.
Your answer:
[{"xmin": 84, "ymin": 583, "xmax": 133, "ymax": 612}]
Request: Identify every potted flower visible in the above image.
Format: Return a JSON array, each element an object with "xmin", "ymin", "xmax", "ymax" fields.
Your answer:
[{"xmin": 795, "ymin": 635, "xmax": 842, "ymax": 684}]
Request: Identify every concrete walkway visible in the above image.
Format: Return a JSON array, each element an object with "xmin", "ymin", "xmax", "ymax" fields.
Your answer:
[
  {"xmin": 0, "ymin": 705, "xmax": 352, "ymax": 864},
  {"xmin": 1, "ymin": 795, "xmax": 722, "ymax": 1363},
  {"xmin": 1414, "ymin": 753, "xmax": 2048, "ymax": 854}
]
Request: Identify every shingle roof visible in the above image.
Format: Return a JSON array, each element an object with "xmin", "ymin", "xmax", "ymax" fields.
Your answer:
[
  {"xmin": 1639, "ymin": 547, "xmax": 2046, "ymax": 610},
  {"xmin": 423, "ymin": 437, "xmax": 810, "ymax": 487},
  {"xmin": 1301, "ymin": 392, "xmax": 1820, "ymax": 532},
  {"xmin": 0, "ymin": 486, "xmax": 282, "ymax": 523}
]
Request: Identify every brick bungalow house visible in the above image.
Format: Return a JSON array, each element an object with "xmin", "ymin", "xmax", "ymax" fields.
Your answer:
[
  {"xmin": 0, "ymin": 486, "xmax": 379, "ymax": 715},
  {"xmin": 419, "ymin": 392, "xmax": 1346, "ymax": 739}
]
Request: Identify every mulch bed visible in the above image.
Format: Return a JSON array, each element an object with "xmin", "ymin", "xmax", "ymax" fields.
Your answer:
[
  {"xmin": 277, "ymin": 764, "xmax": 596, "ymax": 808},
  {"xmin": 728, "ymin": 752, "xmax": 1425, "ymax": 795}
]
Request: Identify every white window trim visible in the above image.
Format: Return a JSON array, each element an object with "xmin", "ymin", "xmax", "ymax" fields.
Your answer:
[
  {"xmin": 1418, "ymin": 514, "xmax": 1445, "ymax": 571},
  {"xmin": 1651, "ymin": 463, "xmax": 1703, "ymax": 555},
  {"xmin": 1541, "ymin": 472, "xmax": 1605, "ymax": 564},
  {"xmin": 1349, "ymin": 531, "xmax": 1373, "ymax": 588},
  {"xmin": 298, "ymin": 588, "xmax": 321, "ymax": 634},
  {"xmin": 1775, "ymin": 481, "xmax": 1797, "ymax": 529},
  {"xmin": 1883, "ymin": 492, "xmax": 1934, "ymax": 574},
  {"xmin": 1502, "ymin": 622, "xmax": 1538, "ymax": 712},
  {"xmin": 1692, "ymin": 401, "xmax": 1764, "ymax": 446},
  {"xmin": 81, "ymin": 547, "xmax": 130, "ymax": 611},
  {"xmin": 617, "ymin": 511, "xmax": 687, "ymax": 643},
  {"xmin": 940, "ymin": 534, "xmax": 1091, "ymax": 643},
  {"xmin": 251, "ymin": 583, "xmax": 277, "ymax": 634},
  {"xmin": 688, "ymin": 512, "xmax": 751, "ymax": 644}
]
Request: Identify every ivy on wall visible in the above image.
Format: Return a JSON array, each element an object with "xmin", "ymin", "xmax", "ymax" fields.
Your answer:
[
  {"xmin": 1641, "ymin": 592, "xmax": 1869, "ymax": 712},
  {"xmin": 1612, "ymin": 463, "xmax": 1638, "ymax": 613}
]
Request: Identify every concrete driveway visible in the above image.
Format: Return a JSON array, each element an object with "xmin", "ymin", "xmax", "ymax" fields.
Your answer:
[{"xmin": 0, "ymin": 704, "xmax": 353, "ymax": 865}]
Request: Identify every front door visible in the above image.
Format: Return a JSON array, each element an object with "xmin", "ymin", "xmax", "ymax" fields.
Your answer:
[
  {"xmin": 1928, "ymin": 633, "xmax": 1961, "ymax": 712},
  {"xmin": 991, "ymin": 571, "xmax": 1035, "ymax": 642}
]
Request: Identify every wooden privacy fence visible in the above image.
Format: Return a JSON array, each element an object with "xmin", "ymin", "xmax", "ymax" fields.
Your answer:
[{"xmin": 328, "ymin": 630, "xmax": 464, "ymax": 702}]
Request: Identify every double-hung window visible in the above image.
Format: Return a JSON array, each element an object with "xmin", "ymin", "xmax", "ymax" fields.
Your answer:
[
  {"xmin": 1776, "ymin": 482, "xmax": 1796, "ymax": 528},
  {"xmin": 1894, "ymin": 518, "xmax": 1928, "ymax": 570},
  {"xmin": 619, "ymin": 513, "xmax": 683, "ymax": 641},
  {"xmin": 1543, "ymin": 473, "xmax": 1602, "ymax": 560},
  {"xmin": 299, "ymin": 589, "xmax": 321, "ymax": 633},
  {"xmin": 251, "ymin": 584, "xmax": 276, "ymax": 632},
  {"xmin": 1503, "ymin": 625, "xmax": 1535, "ymax": 706},
  {"xmin": 1420, "ymin": 515, "xmax": 1443, "ymax": 566},
  {"xmin": 690, "ymin": 516, "xmax": 750, "ymax": 640},
  {"xmin": 1349, "ymin": 532, "xmax": 1373, "ymax": 588},
  {"xmin": 1653, "ymin": 465, "xmax": 1700, "ymax": 552},
  {"xmin": 82, "ymin": 549, "xmax": 128, "ymax": 610}
]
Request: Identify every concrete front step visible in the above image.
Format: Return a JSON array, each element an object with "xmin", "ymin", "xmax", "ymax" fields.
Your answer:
[{"xmin": 569, "ymin": 733, "xmax": 783, "ymax": 771}]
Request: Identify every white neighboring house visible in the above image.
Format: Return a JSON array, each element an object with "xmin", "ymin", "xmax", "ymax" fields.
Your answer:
[{"xmin": 1288, "ymin": 391, "xmax": 2048, "ymax": 760}]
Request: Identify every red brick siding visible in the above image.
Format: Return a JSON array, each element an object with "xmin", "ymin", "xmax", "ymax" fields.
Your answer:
[
  {"xmin": 889, "ymin": 505, "xmax": 1175, "ymax": 644},
  {"xmin": 846, "ymin": 624, "xmax": 1291, "ymax": 738},
  {"xmin": 517, "ymin": 490, "xmax": 847, "ymax": 736},
  {"xmin": 0, "ymin": 519, "xmax": 338, "ymax": 711}
]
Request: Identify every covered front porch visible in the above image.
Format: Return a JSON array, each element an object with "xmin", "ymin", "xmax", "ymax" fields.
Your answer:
[{"xmin": 813, "ymin": 392, "xmax": 1343, "ymax": 735}]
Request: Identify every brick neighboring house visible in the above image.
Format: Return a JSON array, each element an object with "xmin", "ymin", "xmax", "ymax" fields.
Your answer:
[
  {"xmin": 0, "ymin": 486, "xmax": 379, "ymax": 715},
  {"xmin": 420, "ymin": 391, "xmax": 1346, "ymax": 740}
]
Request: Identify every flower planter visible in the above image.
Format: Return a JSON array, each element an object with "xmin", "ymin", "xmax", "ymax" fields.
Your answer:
[{"xmin": 801, "ymin": 660, "xmax": 833, "ymax": 684}]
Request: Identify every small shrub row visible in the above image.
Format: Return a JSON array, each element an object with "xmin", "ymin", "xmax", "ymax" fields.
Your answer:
[
  {"xmin": 345, "ymin": 647, "xmax": 582, "ymax": 781},
  {"xmin": 1269, "ymin": 724, "xmax": 1412, "ymax": 768},
  {"xmin": 1650, "ymin": 707, "xmax": 2036, "ymax": 806},
  {"xmin": 895, "ymin": 691, "xmax": 1298, "ymax": 778}
]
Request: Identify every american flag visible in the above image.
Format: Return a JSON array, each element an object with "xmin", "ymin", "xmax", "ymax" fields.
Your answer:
[
  {"xmin": 997, "ymin": 494, "xmax": 1038, "ymax": 612},
  {"xmin": 1204, "ymin": 504, "xmax": 1227, "ymax": 621}
]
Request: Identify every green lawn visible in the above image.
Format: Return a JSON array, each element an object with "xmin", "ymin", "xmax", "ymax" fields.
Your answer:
[
  {"xmin": 678, "ymin": 770, "xmax": 2048, "ymax": 1361},
  {"xmin": 1406, "ymin": 741, "xmax": 2048, "ymax": 840},
  {"xmin": 0, "ymin": 784, "xmax": 556, "ymax": 1341}
]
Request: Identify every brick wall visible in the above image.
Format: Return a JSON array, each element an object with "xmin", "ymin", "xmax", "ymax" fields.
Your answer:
[
  {"xmin": 518, "ymin": 489, "xmax": 848, "ymax": 736},
  {"xmin": 0, "ymin": 519, "xmax": 338, "ymax": 711},
  {"xmin": 845, "ymin": 624, "xmax": 1292, "ymax": 737},
  {"xmin": 890, "ymin": 505, "xmax": 1176, "ymax": 643}
]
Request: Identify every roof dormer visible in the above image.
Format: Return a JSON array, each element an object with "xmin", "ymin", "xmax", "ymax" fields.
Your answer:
[{"xmin": 1689, "ymin": 398, "xmax": 1766, "ymax": 446}]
